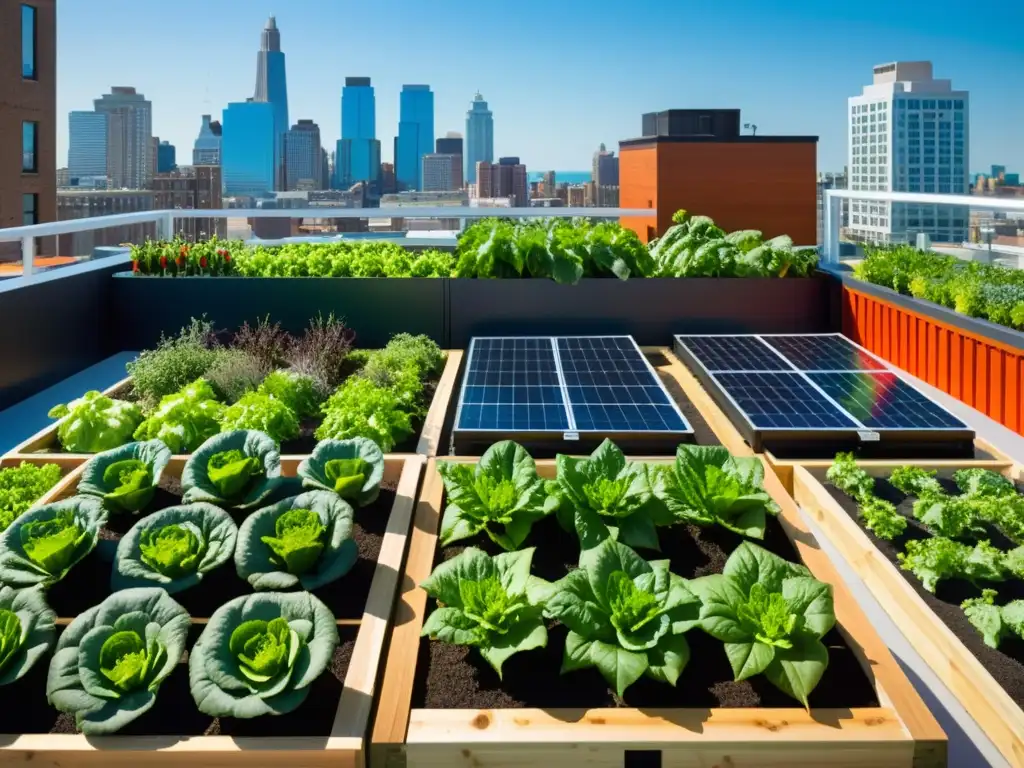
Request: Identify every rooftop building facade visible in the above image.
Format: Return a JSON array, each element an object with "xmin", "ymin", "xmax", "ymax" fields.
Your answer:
[
  {"xmin": 151, "ymin": 165, "xmax": 224, "ymax": 240},
  {"xmin": 475, "ymin": 157, "xmax": 527, "ymax": 207}
]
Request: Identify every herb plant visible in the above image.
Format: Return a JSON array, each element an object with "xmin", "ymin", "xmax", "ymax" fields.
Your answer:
[
  {"xmin": 544, "ymin": 538, "xmax": 700, "ymax": 696},
  {"xmin": 0, "ymin": 497, "xmax": 106, "ymax": 587},
  {"xmin": 205, "ymin": 349, "xmax": 269, "ymax": 404},
  {"xmin": 654, "ymin": 445, "xmax": 779, "ymax": 539},
  {"xmin": 181, "ymin": 430, "xmax": 281, "ymax": 509},
  {"xmin": 898, "ymin": 538, "xmax": 1006, "ymax": 593},
  {"xmin": 420, "ymin": 547, "xmax": 553, "ymax": 677},
  {"xmin": 437, "ymin": 441, "xmax": 555, "ymax": 550},
  {"xmin": 0, "ymin": 585, "xmax": 56, "ymax": 686},
  {"xmin": 297, "ymin": 438, "xmax": 384, "ymax": 507},
  {"xmin": 127, "ymin": 318, "xmax": 221, "ymax": 407},
  {"xmin": 113, "ymin": 503, "xmax": 239, "ymax": 593},
  {"xmin": 284, "ymin": 312, "xmax": 353, "ymax": 392},
  {"xmin": 48, "ymin": 391, "xmax": 143, "ymax": 453},
  {"xmin": 235, "ymin": 491, "xmax": 356, "ymax": 590},
  {"xmin": 133, "ymin": 378, "xmax": 225, "ymax": 454},
  {"xmin": 0, "ymin": 462, "xmax": 62, "ymax": 532},
  {"xmin": 189, "ymin": 591, "xmax": 340, "ymax": 718},
  {"xmin": 219, "ymin": 391, "xmax": 301, "ymax": 446},
  {"xmin": 46, "ymin": 588, "xmax": 190, "ymax": 734},
  {"xmin": 688, "ymin": 542, "xmax": 837, "ymax": 707},
  {"xmin": 78, "ymin": 440, "xmax": 172, "ymax": 514}
]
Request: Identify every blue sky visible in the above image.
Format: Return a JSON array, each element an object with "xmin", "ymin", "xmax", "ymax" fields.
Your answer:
[{"xmin": 56, "ymin": 0, "xmax": 1024, "ymax": 173}]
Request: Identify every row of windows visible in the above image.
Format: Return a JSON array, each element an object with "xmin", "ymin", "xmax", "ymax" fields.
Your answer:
[
  {"xmin": 897, "ymin": 99, "xmax": 964, "ymax": 110},
  {"xmin": 21, "ymin": 5, "xmax": 38, "ymax": 225}
]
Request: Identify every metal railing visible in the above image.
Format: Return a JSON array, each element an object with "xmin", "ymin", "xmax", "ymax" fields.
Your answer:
[
  {"xmin": 0, "ymin": 207, "xmax": 656, "ymax": 286},
  {"xmin": 822, "ymin": 190, "xmax": 1024, "ymax": 265}
]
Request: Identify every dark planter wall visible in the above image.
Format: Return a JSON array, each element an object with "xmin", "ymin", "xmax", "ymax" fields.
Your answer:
[
  {"xmin": 447, "ymin": 276, "xmax": 832, "ymax": 346},
  {"xmin": 110, "ymin": 275, "xmax": 446, "ymax": 349},
  {"xmin": 0, "ymin": 264, "xmax": 120, "ymax": 410}
]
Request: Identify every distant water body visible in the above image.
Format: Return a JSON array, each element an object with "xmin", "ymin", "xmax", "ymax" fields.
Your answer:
[{"xmin": 527, "ymin": 171, "xmax": 591, "ymax": 185}]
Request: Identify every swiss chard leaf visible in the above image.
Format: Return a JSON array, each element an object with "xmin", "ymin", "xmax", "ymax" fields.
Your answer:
[{"xmin": 79, "ymin": 440, "xmax": 172, "ymax": 514}]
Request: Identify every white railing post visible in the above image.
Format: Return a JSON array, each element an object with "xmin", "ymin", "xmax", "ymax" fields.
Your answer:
[
  {"xmin": 21, "ymin": 236, "xmax": 35, "ymax": 278},
  {"xmin": 159, "ymin": 212, "xmax": 175, "ymax": 241},
  {"xmin": 824, "ymin": 193, "xmax": 841, "ymax": 265}
]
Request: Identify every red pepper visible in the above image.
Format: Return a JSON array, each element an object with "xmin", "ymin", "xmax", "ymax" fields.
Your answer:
[
  {"xmin": 179, "ymin": 245, "xmax": 189, "ymax": 257},
  {"xmin": 132, "ymin": 261, "xmax": 140, "ymax": 273},
  {"xmin": 159, "ymin": 255, "xmax": 168, "ymax": 269},
  {"xmin": 224, "ymin": 252, "xmax": 231, "ymax": 262},
  {"xmin": 176, "ymin": 255, "xmax": 185, "ymax": 266},
  {"xmin": 217, "ymin": 248, "xmax": 228, "ymax": 257},
  {"xmin": 200, "ymin": 256, "xmax": 208, "ymax": 268}
]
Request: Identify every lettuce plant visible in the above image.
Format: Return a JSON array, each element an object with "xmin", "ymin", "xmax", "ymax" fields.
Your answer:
[
  {"xmin": 315, "ymin": 377, "xmax": 413, "ymax": 452},
  {"xmin": 219, "ymin": 391, "xmax": 300, "ymax": 446},
  {"xmin": 859, "ymin": 496, "xmax": 907, "ymax": 540},
  {"xmin": 0, "ymin": 497, "xmax": 107, "ymax": 587},
  {"xmin": 297, "ymin": 437, "xmax": 385, "ymax": 507},
  {"xmin": 78, "ymin": 440, "xmax": 172, "ymax": 514},
  {"xmin": 653, "ymin": 446, "xmax": 780, "ymax": 539},
  {"xmin": 911, "ymin": 494, "xmax": 985, "ymax": 539},
  {"xmin": 0, "ymin": 585, "xmax": 56, "ymax": 686},
  {"xmin": 259, "ymin": 370, "xmax": 323, "ymax": 418},
  {"xmin": 555, "ymin": 439, "xmax": 662, "ymax": 551},
  {"xmin": 437, "ymin": 441, "xmax": 556, "ymax": 550},
  {"xmin": 189, "ymin": 591, "xmax": 339, "ymax": 718},
  {"xmin": 688, "ymin": 542, "xmax": 836, "ymax": 707},
  {"xmin": 825, "ymin": 452, "xmax": 874, "ymax": 501},
  {"xmin": 113, "ymin": 503, "xmax": 238, "ymax": 593},
  {"xmin": 898, "ymin": 537, "xmax": 1006, "ymax": 593},
  {"xmin": 420, "ymin": 547, "xmax": 552, "ymax": 677},
  {"xmin": 46, "ymin": 587, "xmax": 190, "ymax": 734},
  {"xmin": 960, "ymin": 589, "xmax": 1024, "ymax": 649},
  {"xmin": 0, "ymin": 461, "xmax": 62, "ymax": 532},
  {"xmin": 235, "ymin": 491, "xmax": 356, "ymax": 590},
  {"xmin": 48, "ymin": 391, "xmax": 144, "ymax": 453},
  {"xmin": 889, "ymin": 466, "xmax": 944, "ymax": 497},
  {"xmin": 955, "ymin": 468, "xmax": 1016, "ymax": 499},
  {"xmin": 181, "ymin": 430, "xmax": 281, "ymax": 509},
  {"xmin": 544, "ymin": 538, "xmax": 700, "ymax": 696},
  {"xmin": 133, "ymin": 378, "xmax": 225, "ymax": 453}
]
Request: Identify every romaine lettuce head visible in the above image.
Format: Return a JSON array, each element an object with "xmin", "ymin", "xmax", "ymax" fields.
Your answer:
[
  {"xmin": 78, "ymin": 439, "xmax": 172, "ymax": 514},
  {"xmin": 0, "ymin": 496, "xmax": 107, "ymax": 587},
  {"xmin": 113, "ymin": 503, "xmax": 238, "ymax": 594},
  {"xmin": 133, "ymin": 378, "xmax": 225, "ymax": 454},
  {"xmin": 46, "ymin": 587, "xmax": 191, "ymax": 734},
  {"xmin": 181, "ymin": 430, "xmax": 281, "ymax": 509},
  {"xmin": 437, "ymin": 441, "xmax": 556, "ymax": 551},
  {"xmin": 235, "ymin": 490, "xmax": 356, "ymax": 590},
  {"xmin": 297, "ymin": 438, "xmax": 384, "ymax": 507},
  {"xmin": 48, "ymin": 391, "xmax": 143, "ymax": 453},
  {"xmin": 0, "ymin": 585, "xmax": 57, "ymax": 686},
  {"xmin": 188, "ymin": 591, "xmax": 339, "ymax": 718},
  {"xmin": 688, "ymin": 542, "xmax": 835, "ymax": 708}
]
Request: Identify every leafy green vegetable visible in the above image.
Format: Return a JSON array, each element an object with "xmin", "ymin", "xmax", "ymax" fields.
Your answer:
[
  {"xmin": 113, "ymin": 503, "xmax": 238, "ymax": 593},
  {"xmin": 653, "ymin": 445, "xmax": 779, "ymax": 539},
  {"xmin": 127, "ymin": 318, "xmax": 222, "ymax": 408},
  {"xmin": 858, "ymin": 496, "xmax": 907, "ymax": 540},
  {"xmin": 898, "ymin": 538, "xmax": 1006, "ymax": 593},
  {"xmin": 962, "ymin": 589, "xmax": 1006, "ymax": 649},
  {"xmin": 0, "ymin": 462, "xmax": 62, "ymax": 532},
  {"xmin": 0, "ymin": 497, "xmax": 106, "ymax": 587},
  {"xmin": 181, "ymin": 430, "xmax": 281, "ymax": 509},
  {"xmin": 825, "ymin": 452, "xmax": 874, "ymax": 501},
  {"xmin": 46, "ymin": 588, "xmax": 190, "ymax": 734},
  {"xmin": 437, "ymin": 441, "xmax": 556, "ymax": 551},
  {"xmin": 220, "ymin": 391, "xmax": 300, "ymax": 446},
  {"xmin": 78, "ymin": 440, "xmax": 172, "ymax": 514},
  {"xmin": 544, "ymin": 538, "xmax": 700, "ymax": 696},
  {"xmin": 188, "ymin": 591, "xmax": 339, "ymax": 718},
  {"xmin": 47, "ymin": 391, "xmax": 143, "ymax": 453},
  {"xmin": 316, "ymin": 377, "xmax": 413, "ymax": 452},
  {"xmin": 889, "ymin": 466, "xmax": 944, "ymax": 497},
  {"xmin": 133, "ymin": 378, "xmax": 225, "ymax": 454},
  {"xmin": 1005, "ymin": 546, "xmax": 1024, "ymax": 579},
  {"xmin": 911, "ymin": 494, "xmax": 985, "ymax": 539},
  {"xmin": 235, "ymin": 491, "xmax": 356, "ymax": 590},
  {"xmin": 0, "ymin": 585, "xmax": 56, "ymax": 686},
  {"xmin": 555, "ymin": 439, "xmax": 662, "ymax": 551},
  {"xmin": 954, "ymin": 469, "xmax": 1016, "ymax": 499},
  {"xmin": 688, "ymin": 542, "xmax": 835, "ymax": 707},
  {"xmin": 297, "ymin": 438, "xmax": 385, "ymax": 507},
  {"xmin": 259, "ymin": 370, "xmax": 323, "ymax": 419},
  {"xmin": 420, "ymin": 547, "xmax": 552, "ymax": 677}
]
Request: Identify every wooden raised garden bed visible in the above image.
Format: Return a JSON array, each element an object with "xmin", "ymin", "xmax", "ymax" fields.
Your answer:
[
  {"xmin": 0, "ymin": 453, "xmax": 425, "ymax": 767},
  {"xmin": 793, "ymin": 460, "xmax": 1024, "ymax": 768}
]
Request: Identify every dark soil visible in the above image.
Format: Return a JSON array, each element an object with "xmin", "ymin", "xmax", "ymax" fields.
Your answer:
[
  {"xmin": 814, "ymin": 469, "xmax": 1024, "ymax": 708},
  {"xmin": 412, "ymin": 511, "xmax": 880, "ymax": 710}
]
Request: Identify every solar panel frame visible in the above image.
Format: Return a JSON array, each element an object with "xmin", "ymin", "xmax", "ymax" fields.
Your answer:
[{"xmin": 453, "ymin": 335, "xmax": 693, "ymax": 437}]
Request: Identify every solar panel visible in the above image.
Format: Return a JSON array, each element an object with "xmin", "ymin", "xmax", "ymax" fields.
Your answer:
[
  {"xmin": 762, "ymin": 334, "xmax": 887, "ymax": 372},
  {"xmin": 807, "ymin": 371, "xmax": 968, "ymax": 430},
  {"xmin": 715, "ymin": 372, "xmax": 860, "ymax": 430},
  {"xmin": 678, "ymin": 335, "xmax": 792, "ymax": 372},
  {"xmin": 454, "ymin": 336, "xmax": 692, "ymax": 436}
]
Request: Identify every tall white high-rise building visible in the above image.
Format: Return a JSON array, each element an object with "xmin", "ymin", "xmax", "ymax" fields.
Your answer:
[{"xmin": 847, "ymin": 61, "xmax": 969, "ymax": 245}]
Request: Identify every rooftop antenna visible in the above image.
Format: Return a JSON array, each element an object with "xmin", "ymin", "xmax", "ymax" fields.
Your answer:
[{"xmin": 743, "ymin": 122, "xmax": 758, "ymax": 136}]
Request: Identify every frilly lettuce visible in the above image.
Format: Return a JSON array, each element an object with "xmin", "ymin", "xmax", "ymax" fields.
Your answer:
[
  {"xmin": 133, "ymin": 378, "xmax": 225, "ymax": 454},
  {"xmin": 48, "ymin": 391, "xmax": 143, "ymax": 453}
]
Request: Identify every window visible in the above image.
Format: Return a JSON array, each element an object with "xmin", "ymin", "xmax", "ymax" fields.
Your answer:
[
  {"xmin": 21, "ymin": 4, "xmax": 37, "ymax": 79},
  {"xmin": 924, "ymin": 100, "xmax": 936, "ymax": 109},
  {"xmin": 908, "ymin": 100, "xmax": 921, "ymax": 109},
  {"xmin": 954, "ymin": 101, "xmax": 964, "ymax": 110},
  {"xmin": 22, "ymin": 193, "xmax": 38, "ymax": 225},
  {"xmin": 21, "ymin": 121, "xmax": 37, "ymax": 172}
]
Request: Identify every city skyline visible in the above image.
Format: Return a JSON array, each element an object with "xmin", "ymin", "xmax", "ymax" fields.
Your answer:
[{"xmin": 55, "ymin": 0, "xmax": 1023, "ymax": 173}]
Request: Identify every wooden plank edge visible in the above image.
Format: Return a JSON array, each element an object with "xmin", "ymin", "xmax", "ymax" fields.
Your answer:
[
  {"xmin": 793, "ymin": 464, "xmax": 1023, "ymax": 767},
  {"xmin": 415, "ymin": 350, "xmax": 462, "ymax": 458}
]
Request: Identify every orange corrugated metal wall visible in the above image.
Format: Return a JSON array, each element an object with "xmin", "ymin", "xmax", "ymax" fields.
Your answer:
[{"xmin": 843, "ymin": 287, "xmax": 1024, "ymax": 437}]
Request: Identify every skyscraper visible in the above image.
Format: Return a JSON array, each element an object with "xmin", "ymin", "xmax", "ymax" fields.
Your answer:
[
  {"xmin": 337, "ymin": 76, "xmax": 380, "ymax": 187},
  {"xmin": 157, "ymin": 141, "xmax": 176, "ymax": 173},
  {"xmin": 396, "ymin": 85, "xmax": 434, "ymax": 191},
  {"xmin": 94, "ymin": 86, "xmax": 152, "ymax": 189},
  {"xmin": 222, "ymin": 100, "xmax": 276, "ymax": 197},
  {"xmin": 847, "ymin": 61, "xmax": 969, "ymax": 244},
  {"xmin": 68, "ymin": 111, "xmax": 108, "ymax": 181},
  {"xmin": 422, "ymin": 154, "xmax": 460, "ymax": 192},
  {"xmin": 284, "ymin": 119, "xmax": 323, "ymax": 190},
  {"xmin": 476, "ymin": 157, "xmax": 527, "ymax": 206},
  {"xmin": 436, "ymin": 133, "xmax": 464, "ymax": 189},
  {"xmin": 193, "ymin": 114, "xmax": 222, "ymax": 165},
  {"xmin": 465, "ymin": 93, "xmax": 493, "ymax": 185},
  {"xmin": 253, "ymin": 16, "xmax": 289, "ymax": 190},
  {"xmin": 592, "ymin": 143, "xmax": 619, "ymax": 187}
]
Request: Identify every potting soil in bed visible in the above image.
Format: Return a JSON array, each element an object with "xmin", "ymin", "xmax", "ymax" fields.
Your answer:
[
  {"xmin": 411, "ymin": 512, "xmax": 879, "ymax": 710},
  {"xmin": 814, "ymin": 469, "xmax": 1024, "ymax": 708}
]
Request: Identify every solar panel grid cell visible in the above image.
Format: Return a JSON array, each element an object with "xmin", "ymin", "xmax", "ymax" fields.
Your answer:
[
  {"xmin": 676, "ymin": 335, "xmax": 791, "ymax": 372},
  {"xmin": 714, "ymin": 372, "xmax": 860, "ymax": 430},
  {"xmin": 764, "ymin": 335, "xmax": 887, "ymax": 372},
  {"xmin": 808, "ymin": 371, "xmax": 968, "ymax": 430}
]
